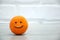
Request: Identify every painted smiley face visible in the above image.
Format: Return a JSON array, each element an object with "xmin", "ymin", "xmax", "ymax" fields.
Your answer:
[
  {"xmin": 14, "ymin": 21, "xmax": 23, "ymax": 28},
  {"xmin": 10, "ymin": 16, "xmax": 28, "ymax": 35}
]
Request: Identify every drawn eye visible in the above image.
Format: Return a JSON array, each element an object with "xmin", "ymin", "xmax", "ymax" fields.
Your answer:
[
  {"xmin": 15, "ymin": 22, "xmax": 17, "ymax": 24},
  {"xmin": 20, "ymin": 21, "xmax": 22, "ymax": 23}
]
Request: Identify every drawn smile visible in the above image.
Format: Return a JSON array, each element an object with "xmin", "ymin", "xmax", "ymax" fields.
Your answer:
[{"xmin": 15, "ymin": 25, "xmax": 23, "ymax": 28}]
